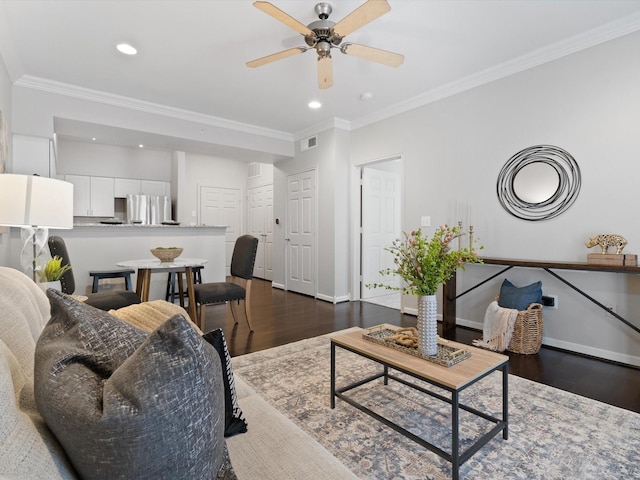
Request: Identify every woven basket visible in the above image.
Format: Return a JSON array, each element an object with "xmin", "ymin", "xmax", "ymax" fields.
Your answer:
[{"xmin": 507, "ymin": 303, "xmax": 544, "ymax": 354}]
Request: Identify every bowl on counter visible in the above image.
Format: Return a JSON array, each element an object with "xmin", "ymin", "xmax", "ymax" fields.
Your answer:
[{"xmin": 150, "ymin": 247, "xmax": 183, "ymax": 263}]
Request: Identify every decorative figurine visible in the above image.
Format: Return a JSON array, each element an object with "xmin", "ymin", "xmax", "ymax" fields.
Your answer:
[{"xmin": 585, "ymin": 234, "xmax": 627, "ymax": 255}]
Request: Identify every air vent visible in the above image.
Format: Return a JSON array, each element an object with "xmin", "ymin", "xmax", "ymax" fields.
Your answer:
[
  {"xmin": 248, "ymin": 162, "xmax": 261, "ymax": 178},
  {"xmin": 300, "ymin": 136, "xmax": 318, "ymax": 152}
]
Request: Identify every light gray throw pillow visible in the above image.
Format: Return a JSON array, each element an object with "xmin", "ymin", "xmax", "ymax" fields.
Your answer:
[{"xmin": 34, "ymin": 290, "xmax": 236, "ymax": 480}]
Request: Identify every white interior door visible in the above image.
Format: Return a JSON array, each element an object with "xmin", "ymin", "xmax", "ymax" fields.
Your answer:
[
  {"xmin": 200, "ymin": 186, "xmax": 241, "ymax": 275},
  {"xmin": 248, "ymin": 186, "xmax": 265, "ymax": 278},
  {"xmin": 361, "ymin": 164, "xmax": 401, "ymax": 299},
  {"xmin": 248, "ymin": 184, "xmax": 273, "ymax": 280},
  {"xmin": 286, "ymin": 170, "xmax": 316, "ymax": 296}
]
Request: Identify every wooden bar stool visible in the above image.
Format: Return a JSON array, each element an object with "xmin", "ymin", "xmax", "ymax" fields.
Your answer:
[
  {"xmin": 89, "ymin": 270, "xmax": 135, "ymax": 293},
  {"xmin": 165, "ymin": 265, "xmax": 204, "ymax": 304}
]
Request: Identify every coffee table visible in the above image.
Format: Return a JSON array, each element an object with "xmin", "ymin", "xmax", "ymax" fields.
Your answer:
[{"xmin": 330, "ymin": 324, "xmax": 509, "ymax": 480}]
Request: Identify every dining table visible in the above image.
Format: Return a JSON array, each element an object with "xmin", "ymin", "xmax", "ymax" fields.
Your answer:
[{"xmin": 116, "ymin": 257, "xmax": 208, "ymax": 322}]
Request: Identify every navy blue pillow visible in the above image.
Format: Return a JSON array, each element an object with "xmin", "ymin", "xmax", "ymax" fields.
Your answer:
[{"xmin": 498, "ymin": 279, "xmax": 542, "ymax": 311}]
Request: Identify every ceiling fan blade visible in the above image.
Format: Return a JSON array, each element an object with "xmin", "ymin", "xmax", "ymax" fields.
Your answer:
[
  {"xmin": 253, "ymin": 1, "xmax": 314, "ymax": 36},
  {"xmin": 333, "ymin": 0, "xmax": 391, "ymax": 38},
  {"xmin": 317, "ymin": 56, "xmax": 333, "ymax": 89},
  {"xmin": 246, "ymin": 47, "xmax": 307, "ymax": 68},
  {"xmin": 341, "ymin": 43, "xmax": 404, "ymax": 67}
]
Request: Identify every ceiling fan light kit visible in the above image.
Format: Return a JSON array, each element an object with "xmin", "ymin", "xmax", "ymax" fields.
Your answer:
[{"xmin": 247, "ymin": 0, "xmax": 404, "ymax": 89}]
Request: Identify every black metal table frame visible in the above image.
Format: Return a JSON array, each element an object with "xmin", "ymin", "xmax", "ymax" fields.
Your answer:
[{"xmin": 330, "ymin": 341, "xmax": 509, "ymax": 480}]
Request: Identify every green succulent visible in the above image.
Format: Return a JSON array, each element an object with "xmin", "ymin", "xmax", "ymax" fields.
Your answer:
[{"xmin": 38, "ymin": 256, "xmax": 72, "ymax": 282}]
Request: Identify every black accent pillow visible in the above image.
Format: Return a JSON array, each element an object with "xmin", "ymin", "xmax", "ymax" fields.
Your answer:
[
  {"xmin": 498, "ymin": 279, "xmax": 542, "ymax": 311},
  {"xmin": 202, "ymin": 328, "xmax": 248, "ymax": 437},
  {"xmin": 35, "ymin": 290, "xmax": 236, "ymax": 480}
]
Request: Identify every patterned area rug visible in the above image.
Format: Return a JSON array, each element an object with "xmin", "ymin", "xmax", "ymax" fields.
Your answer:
[{"xmin": 232, "ymin": 329, "xmax": 640, "ymax": 480}]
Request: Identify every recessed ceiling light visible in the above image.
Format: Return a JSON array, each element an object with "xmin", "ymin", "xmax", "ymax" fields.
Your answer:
[
  {"xmin": 91, "ymin": 137, "xmax": 96, "ymax": 141},
  {"xmin": 116, "ymin": 43, "xmax": 137, "ymax": 55},
  {"xmin": 308, "ymin": 100, "xmax": 322, "ymax": 109},
  {"xmin": 138, "ymin": 144, "xmax": 144, "ymax": 148}
]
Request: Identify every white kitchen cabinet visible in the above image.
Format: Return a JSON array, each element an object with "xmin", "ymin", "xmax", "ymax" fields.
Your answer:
[
  {"xmin": 114, "ymin": 178, "xmax": 170, "ymax": 197},
  {"xmin": 140, "ymin": 180, "xmax": 170, "ymax": 196},
  {"xmin": 114, "ymin": 178, "xmax": 141, "ymax": 198},
  {"xmin": 65, "ymin": 175, "xmax": 114, "ymax": 217}
]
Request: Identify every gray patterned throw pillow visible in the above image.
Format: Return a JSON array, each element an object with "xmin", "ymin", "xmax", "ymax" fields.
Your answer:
[{"xmin": 34, "ymin": 290, "xmax": 237, "ymax": 480}]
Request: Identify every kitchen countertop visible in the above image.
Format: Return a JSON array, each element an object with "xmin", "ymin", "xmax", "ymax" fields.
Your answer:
[{"xmin": 73, "ymin": 223, "xmax": 228, "ymax": 228}]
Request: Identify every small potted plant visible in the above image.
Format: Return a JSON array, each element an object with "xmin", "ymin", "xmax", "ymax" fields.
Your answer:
[{"xmin": 37, "ymin": 256, "xmax": 72, "ymax": 291}]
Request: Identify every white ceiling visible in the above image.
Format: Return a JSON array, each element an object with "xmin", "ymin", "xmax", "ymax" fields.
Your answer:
[{"xmin": 2, "ymin": 0, "xmax": 640, "ymax": 158}]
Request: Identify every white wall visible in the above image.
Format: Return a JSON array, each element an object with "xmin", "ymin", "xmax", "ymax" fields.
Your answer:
[
  {"xmin": 56, "ymin": 140, "xmax": 172, "ymax": 180},
  {"xmin": 0, "ymin": 52, "xmax": 12, "ymax": 266},
  {"xmin": 350, "ymin": 31, "xmax": 640, "ymax": 365},
  {"xmin": 185, "ymin": 153, "xmax": 249, "ymax": 228},
  {"xmin": 247, "ymin": 162, "xmax": 274, "ymax": 189},
  {"xmin": 273, "ymin": 127, "xmax": 351, "ymax": 302}
]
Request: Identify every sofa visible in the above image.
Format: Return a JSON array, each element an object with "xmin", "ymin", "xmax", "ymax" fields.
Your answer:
[{"xmin": 0, "ymin": 266, "xmax": 357, "ymax": 479}]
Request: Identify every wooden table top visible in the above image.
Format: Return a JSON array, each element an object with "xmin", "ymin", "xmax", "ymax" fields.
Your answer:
[{"xmin": 331, "ymin": 324, "xmax": 508, "ymax": 391}]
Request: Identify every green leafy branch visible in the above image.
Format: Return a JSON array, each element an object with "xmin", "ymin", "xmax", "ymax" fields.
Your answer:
[{"xmin": 368, "ymin": 225, "xmax": 483, "ymax": 296}]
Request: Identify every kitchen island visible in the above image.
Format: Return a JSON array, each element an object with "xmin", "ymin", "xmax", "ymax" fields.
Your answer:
[{"xmin": 9, "ymin": 224, "xmax": 227, "ymax": 300}]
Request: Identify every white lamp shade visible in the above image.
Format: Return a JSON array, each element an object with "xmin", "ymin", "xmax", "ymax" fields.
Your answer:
[{"xmin": 0, "ymin": 174, "xmax": 73, "ymax": 229}]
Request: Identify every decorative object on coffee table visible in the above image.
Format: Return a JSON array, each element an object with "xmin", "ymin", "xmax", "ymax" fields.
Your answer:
[
  {"xmin": 363, "ymin": 325, "xmax": 471, "ymax": 366},
  {"xmin": 151, "ymin": 247, "xmax": 183, "ymax": 263},
  {"xmin": 370, "ymin": 225, "xmax": 482, "ymax": 356},
  {"xmin": 417, "ymin": 294, "xmax": 438, "ymax": 355}
]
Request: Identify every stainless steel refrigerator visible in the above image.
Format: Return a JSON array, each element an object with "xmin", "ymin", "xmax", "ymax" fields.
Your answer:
[{"xmin": 126, "ymin": 194, "xmax": 171, "ymax": 225}]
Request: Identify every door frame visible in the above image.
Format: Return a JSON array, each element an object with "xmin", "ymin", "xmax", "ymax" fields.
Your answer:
[{"xmin": 350, "ymin": 154, "xmax": 405, "ymax": 302}]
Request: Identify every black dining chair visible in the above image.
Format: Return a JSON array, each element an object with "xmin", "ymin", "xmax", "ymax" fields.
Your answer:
[
  {"xmin": 48, "ymin": 236, "xmax": 141, "ymax": 311},
  {"xmin": 193, "ymin": 235, "xmax": 259, "ymax": 331}
]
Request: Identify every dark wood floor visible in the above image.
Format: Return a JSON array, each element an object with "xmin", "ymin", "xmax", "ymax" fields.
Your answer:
[{"xmin": 200, "ymin": 279, "xmax": 640, "ymax": 414}]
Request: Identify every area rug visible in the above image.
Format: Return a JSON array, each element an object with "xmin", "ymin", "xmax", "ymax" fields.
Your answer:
[{"xmin": 231, "ymin": 328, "xmax": 640, "ymax": 480}]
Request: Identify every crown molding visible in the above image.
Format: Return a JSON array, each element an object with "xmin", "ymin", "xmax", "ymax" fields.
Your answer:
[
  {"xmin": 351, "ymin": 12, "xmax": 640, "ymax": 131},
  {"xmin": 13, "ymin": 75, "xmax": 294, "ymax": 142},
  {"xmin": 293, "ymin": 117, "xmax": 351, "ymax": 141}
]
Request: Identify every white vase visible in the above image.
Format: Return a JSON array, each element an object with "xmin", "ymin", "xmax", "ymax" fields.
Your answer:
[
  {"xmin": 417, "ymin": 294, "xmax": 438, "ymax": 356},
  {"xmin": 38, "ymin": 280, "xmax": 61, "ymax": 292}
]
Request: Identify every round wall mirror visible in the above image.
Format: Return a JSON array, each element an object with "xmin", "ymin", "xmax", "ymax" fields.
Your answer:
[
  {"xmin": 497, "ymin": 145, "xmax": 581, "ymax": 221},
  {"xmin": 513, "ymin": 162, "xmax": 561, "ymax": 204}
]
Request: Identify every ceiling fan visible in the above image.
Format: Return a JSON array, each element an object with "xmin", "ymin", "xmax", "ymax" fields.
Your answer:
[{"xmin": 246, "ymin": 0, "xmax": 404, "ymax": 89}]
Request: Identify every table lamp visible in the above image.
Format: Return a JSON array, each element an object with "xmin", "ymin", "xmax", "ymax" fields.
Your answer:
[{"xmin": 0, "ymin": 174, "xmax": 73, "ymax": 280}]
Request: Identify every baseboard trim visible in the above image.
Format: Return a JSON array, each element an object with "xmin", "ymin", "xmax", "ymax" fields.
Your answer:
[
  {"xmin": 456, "ymin": 316, "xmax": 640, "ymax": 367},
  {"xmin": 543, "ymin": 337, "xmax": 640, "ymax": 368},
  {"xmin": 316, "ymin": 293, "xmax": 350, "ymax": 304},
  {"xmin": 272, "ymin": 282, "xmax": 285, "ymax": 290}
]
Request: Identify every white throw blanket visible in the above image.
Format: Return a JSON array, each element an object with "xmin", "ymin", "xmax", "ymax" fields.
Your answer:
[{"xmin": 472, "ymin": 300, "xmax": 519, "ymax": 352}]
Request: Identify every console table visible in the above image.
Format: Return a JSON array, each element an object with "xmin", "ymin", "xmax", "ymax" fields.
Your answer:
[{"xmin": 442, "ymin": 257, "xmax": 640, "ymax": 337}]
